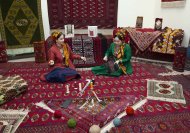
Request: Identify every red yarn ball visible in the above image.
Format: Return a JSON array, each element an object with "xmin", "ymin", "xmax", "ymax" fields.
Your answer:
[
  {"xmin": 54, "ymin": 110, "xmax": 62, "ymax": 118},
  {"xmin": 126, "ymin": 106, "xmax": 134, "ymax": 116}
]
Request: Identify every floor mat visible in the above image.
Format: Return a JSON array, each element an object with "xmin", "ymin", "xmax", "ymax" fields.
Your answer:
[
  {"xmin": 147, "ymin": 79, "xmax": 186, "ymax": 104},
  {"xmin": 109, "ymin": 111, "xmax": 190, "ymax": 133},
  {"xmin": 0, "ymin": 109, "xmax": 28, "ymax": 133},
  {"xmin": 45, "ymin": 95, "xmax": 135, "ymax": 131},
  {"xmin": 1, "ymin": 61, "xmax": 188, "ymax": 132}
]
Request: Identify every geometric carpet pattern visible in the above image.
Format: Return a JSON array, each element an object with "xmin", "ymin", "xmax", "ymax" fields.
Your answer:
[
  {"xmin": 0, "ymin": 61, "xmax": 189, "ymax": 132},
  {"xmin": 46, "ymin": 95, "xmax": 135, "ymax": 131},
  {"xmin": 48, "ymin": 0, "xmax": 118, "ymax": 29},
  {"xmin": 109, "ymin": 93, "xmax": 190, "ymax": 132},
  {"xmin": 147, "ymin": 79, "xmax": 186, "ymax": 104},
  {"xmin": 0, "ymin": 0, "xmax": 44, "ymax": 48},
  {"xmin": 109, "ymin": 111, "xmax": 190, "ymax": 132}
]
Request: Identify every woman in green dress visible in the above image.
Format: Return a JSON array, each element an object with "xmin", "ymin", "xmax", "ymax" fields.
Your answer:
[{"xmin": 91, "ymin": 31, "xmax": 133, "ymax": 77}]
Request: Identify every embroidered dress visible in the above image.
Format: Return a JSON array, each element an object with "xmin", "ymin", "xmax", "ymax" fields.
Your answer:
[
  {"xmin": 40, "ymin": 43, "xmax": 81, "ymax": 83},
  {"xmin": 91, "ymin": 43, "xmax": 132, "ymax": 77},
  {"xmin": 48, "ymin": 43, "xmax": 81, "ymax": 69}
]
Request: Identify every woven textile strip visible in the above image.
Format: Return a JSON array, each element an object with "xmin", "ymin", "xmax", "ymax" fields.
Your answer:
[
  {"xmin": 47, "ymin": 0, "xmax": 118, "ymax": 29},
  {"xmin": 147, "ymin": 79, "xmax": 186, "ymax": 104},
  {"xmin": 71, "ymin": 35, "xmax": 84, "ymax": 65},
  {"xmin": 71, "ymin": 35, "xmax": 103, "ymax": 67},
  {"xmin": 127, "ymin": 28, "xmax": 162, "ymax": 51},
  {"xmin": 82, "ymin": 35, "xmax": 95, "ymax": 65},
  {"xmin": 0, "ymin": 109, "xmax": 29, "ymax": 133},
  {"xmin": 161, "ymin": 0, "xmax": 186, "ymax": 8},
  {"xmin": 109, "ymin": 112, "xmax": 190, "ymax": 132},
  {"xmin": 0, "ymin": 0, "xmax": 44, "ymax": 49}
]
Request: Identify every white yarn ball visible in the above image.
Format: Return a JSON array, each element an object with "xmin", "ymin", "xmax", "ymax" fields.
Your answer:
[
  {"xmin": 89, "ymin": 125, "xmax": 101, "ymax": 133},
  {"xmin": 49, "ymin": 60, "xmax": 54, "ymax": 65}
]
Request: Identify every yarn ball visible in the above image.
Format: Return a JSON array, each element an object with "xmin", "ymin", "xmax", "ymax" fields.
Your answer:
[
  {"xmin": 54, "ymin": 110, "xmax": 62, "ymax": 118},
  {"xmin": 67, "ymin": 118, "xmax": 77, "ymax": 128},
  {"xmin": 113, "ymin": 118, "xmax": 122, "ymax": 127},
  {"xmin": 89, "ymin": 125, "xmax": 101, "ymax": 133},
  {"xmin": 126, "ymin": 106, "xmax": 135, "ymax": 116}
]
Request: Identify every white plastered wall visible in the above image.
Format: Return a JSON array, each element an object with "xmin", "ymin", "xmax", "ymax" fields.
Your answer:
[
  {"xmin": 117, "ymin": 0, "xmax": 190, "ymax": 46},
  {"xmin": 3, "ymin": 0, "xmax": 190, "ymax": 55}
]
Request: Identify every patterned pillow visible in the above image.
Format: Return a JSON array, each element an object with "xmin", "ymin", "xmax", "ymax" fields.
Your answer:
[{"xmin": 0, "ymin": 75, "xmax": 28, "ymax": 105}]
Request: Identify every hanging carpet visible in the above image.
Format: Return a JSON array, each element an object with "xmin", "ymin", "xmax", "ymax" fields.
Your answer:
[
  {"xmin": 161, "ymin": 0, "xmax": 186, "ymax": 8},
  {"xmin": 47, "ymin": 0, "xmax": 118, "ymax": 29},
  {"xmin": 0, "ymin": 0, "xmax": 44, "ymax": 49}
]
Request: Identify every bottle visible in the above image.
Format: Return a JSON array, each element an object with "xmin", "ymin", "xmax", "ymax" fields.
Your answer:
[
  {"xmin": 90, "ymin": 82, "xmax": 94, "ymax": 90},
  {"xmin": 74, "ymin": 81, "xmax": 78, "ymax": 90},
  {"xmin": 79, "ymin": 83, "xmax": 82, "ymax": 92}
]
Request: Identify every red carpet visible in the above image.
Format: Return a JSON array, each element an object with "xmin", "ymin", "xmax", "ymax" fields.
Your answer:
[
  {"xmin": 46, "ymin": 95, "xmax": 135, "ymax": 131},
  {"xmin": 0, "ymin": 61, "xmax": 189, "ymax": 132},
  {"xmin": 47, "ymin": 0, "xmax": 118, "ymax": 29},
  {"xmin": 109, "ymin": 95, "xmax": 190, "ymax": 133}
]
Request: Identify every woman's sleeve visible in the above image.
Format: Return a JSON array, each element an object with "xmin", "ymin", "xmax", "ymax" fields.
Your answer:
[
  {"xmin": 67, "ymin": 44, "xmax": 81, "ymax": 60},
  {"xmin": 105, "ymin": 43, "xmax": 114, "ymax": 57},
  {"xmin": 121, "ymin": 44, "xmax": 132, "ymax": 63},
  {"xmin": 48, "ymin": 48, "xmax": 55, "ymax": 61}
]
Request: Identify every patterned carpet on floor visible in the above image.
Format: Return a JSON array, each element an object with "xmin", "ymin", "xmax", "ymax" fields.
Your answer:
[{"xmin": 0, "ymin": 61, "xmax": 189, "ymax": 132}]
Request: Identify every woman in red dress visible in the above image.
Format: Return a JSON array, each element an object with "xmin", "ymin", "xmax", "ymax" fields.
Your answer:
[{"xmin": 41, "ymin": 31, "xmax": 86, "ymax": 83}]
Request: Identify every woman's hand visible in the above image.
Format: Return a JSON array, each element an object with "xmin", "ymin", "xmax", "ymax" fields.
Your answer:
[
  {"xmin": 103, "ymin": 56, "xmax": 108, "ymax": 62},
  {"xmin": 81, "ymin": 56, "xmax": 86, "ymax": 62},
  {"xmin": 114, "ymin": 59, "xmax": 122, "ymax": 64},
  {"xmin": 49, "ymin": 60, "xmax": 54, "ymax": 66}
]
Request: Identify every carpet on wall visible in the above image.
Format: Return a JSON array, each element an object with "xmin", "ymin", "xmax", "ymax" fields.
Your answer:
[
  {"xmin": 161, "ymin": 0, "xmax": 186, "ymax": 8},
  {"xmin": 47, "ymin": 0, "xmax": 118, "ymax": 29},
  {"xmin": 0, "ymin": 61, "xmax": 189, "ymax": 132},
  {"xmin": 0, "ymin": 0, "xmax": 44, "ymax": 49}
]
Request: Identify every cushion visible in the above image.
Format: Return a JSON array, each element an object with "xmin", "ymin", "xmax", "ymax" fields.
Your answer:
[
  {"xmin": 0, "ymin": 75, "xmax": 27, "ymax": 105},
  {"xmin": 0, "ymin": 41, "xmax": 8, "ymax": 63}
]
